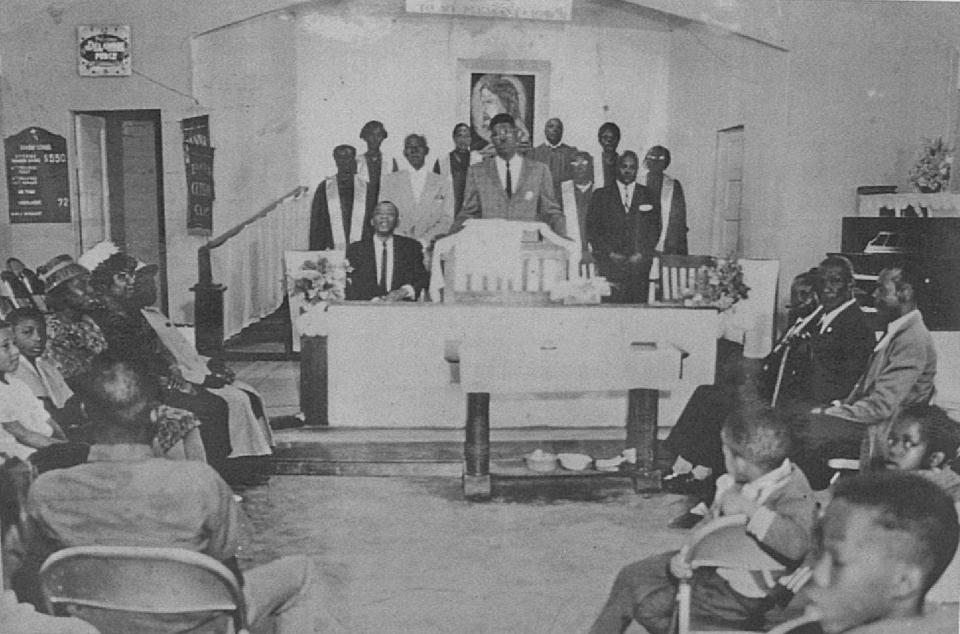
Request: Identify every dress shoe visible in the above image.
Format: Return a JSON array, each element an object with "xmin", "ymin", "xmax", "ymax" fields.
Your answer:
[{"xmin": 668, "ymin": 510, "xmax": 706, "ymax": 529}]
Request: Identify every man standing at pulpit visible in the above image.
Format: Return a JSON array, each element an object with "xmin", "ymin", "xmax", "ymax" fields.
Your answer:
[
  {"xmin": 449, "ymin": 113, "xmax": 565, "ymax": 236},
  {"xmin": 346, "ymin": 201, "xmax": 428, "ymax": 302},
  {"xmin": 642, "ymin": 145, "xmax": 688, "ymax": 255},
  {"xmin": 309, "ymin": 144, "xmax": 368, "ymax": 250},
  {"xmin": 587, "ymin": 151, "xmax": 659, "ymax": 303}
]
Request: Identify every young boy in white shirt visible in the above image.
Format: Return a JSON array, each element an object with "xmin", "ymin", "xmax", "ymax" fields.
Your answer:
[{"xmin": 589, "ymin": 408, "xmax": 817, "ymax": 634}]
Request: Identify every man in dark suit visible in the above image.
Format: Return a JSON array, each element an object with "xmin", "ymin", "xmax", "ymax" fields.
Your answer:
[
  {"xmin": 529, "ymin": 117, "xmax": 578, "ymax": 205},
  {"xmin": 346, "ymin": 201, "xmax": 428, "ymax": 301},
  {"xmin": 449, "ymin": 113, "xmax": 565, "ymax": 236},
  {"xmin": 808, "ymin": 255, "xmax": 876, "ymax": 404},
  {"xmin": 586, "ymin": 151, "xmax": 659, "ymax": 303}
]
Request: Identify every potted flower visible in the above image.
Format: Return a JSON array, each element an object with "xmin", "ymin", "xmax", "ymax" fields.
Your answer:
[
  {"xmin": 686, "ymin": 255, "xmax": 750, "ymax": 311},
  {"xmin": 909, "ymin": 137, "xmax": 952, "ymax": 193}
]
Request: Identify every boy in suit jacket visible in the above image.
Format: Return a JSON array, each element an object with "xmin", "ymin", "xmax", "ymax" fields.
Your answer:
[
  {"xmin": 586, "ymin": 151, "xmax": 659, "ymax": 303},
  {"xmin": 346, "ymin": 201, "xmax": 428, "ymax": 301},
  {"xmin": 449, "ymin": 113, "xmax": 565, "ymax": 236}
]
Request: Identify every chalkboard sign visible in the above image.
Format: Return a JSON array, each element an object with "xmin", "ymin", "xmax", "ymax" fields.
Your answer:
[{"xmin": 4, "ymin": 127, "xmax": 71, "ymax": 224}]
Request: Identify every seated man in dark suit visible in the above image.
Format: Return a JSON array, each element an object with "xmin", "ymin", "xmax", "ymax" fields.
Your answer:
[
  {"xmin": 586, "ymin": 151, "xmax": 659, "ymax": 303},
  {"xmin": 346, "ymin": 201, "xmax": 428, "ymax": 301}
]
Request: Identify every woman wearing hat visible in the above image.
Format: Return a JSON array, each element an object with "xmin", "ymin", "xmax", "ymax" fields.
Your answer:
[{"xmin": 38, "ymin": 255, "xmax": 106, "ymax": 389}]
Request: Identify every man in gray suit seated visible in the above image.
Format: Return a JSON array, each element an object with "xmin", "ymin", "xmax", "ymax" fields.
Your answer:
[{"xmin": 449, "ymin": 113, "xmax": 565, "ymax": 237}]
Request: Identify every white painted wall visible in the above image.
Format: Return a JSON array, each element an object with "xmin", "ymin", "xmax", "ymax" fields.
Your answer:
[{"xmin": 293, "ymin": 0, "xmax": 672, "ymax": 184}]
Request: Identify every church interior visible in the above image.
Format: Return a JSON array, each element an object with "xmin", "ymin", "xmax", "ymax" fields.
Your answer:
[{"xmin": 3, "ymin": 1, "xmax": 960, "ymax": 632}]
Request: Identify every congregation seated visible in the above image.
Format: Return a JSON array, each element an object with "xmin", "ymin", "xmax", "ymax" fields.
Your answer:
[
  {"xmin": 86, "ymin": 248, "xmax": 271, "ymax": 486},
  {"xmin": 346, "ymin": 201, "xmax": 429, "ymax": 302},
  {"xmin": 37, "ymin": 255, "xmax": 106, "ymax": 391},
  {"xmin": 0, "ymin": 257, "xmax": 45, "ymax": 313},
  {"xmin": 780, "ymin": 472, "xmax": 958, "ymax": 633},
  {"xmin": 13, "ymin": 354, "xmax": 346, "ymax": 632},
  {"xmin": 798, "ymin": 262, "xmax": 937, "ymax": 489},
  {"xmin": 662, "ymin": 258, "xmax": 880, "ymax": 525},
  {"xmin": 589, "ymin": 407, "xmax": 816, "ymax": 634}
]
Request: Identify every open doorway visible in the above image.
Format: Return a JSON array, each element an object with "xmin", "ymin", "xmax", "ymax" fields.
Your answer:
[{"xmin": 73, "ymin": 109, "xmax": 167, "ymax": 314}]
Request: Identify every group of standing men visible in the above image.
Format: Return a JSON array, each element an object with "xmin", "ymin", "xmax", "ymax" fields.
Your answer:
[{"xmin": 308, "ymin": 114, "xmax": 689, "ymax": 303}]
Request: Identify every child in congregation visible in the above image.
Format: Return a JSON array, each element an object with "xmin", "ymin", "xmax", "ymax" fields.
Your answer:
[
  {"xmin": 778, "ymin": 471, "xmax": 959, "ymax": 633},
  {"xmin": 0, "ymin": 319, "xmax": 67, "ymax": 463},
  {"xmin": 7, "ymin": 308, "xmax": 79, "ymax": 428},
  {"xmin": 588, "ymin": 407, "xmax": 817, "ymax": 634},
  {"xmin": 882, "ymin": 404, "xmax": 960, "ymax": 501}
]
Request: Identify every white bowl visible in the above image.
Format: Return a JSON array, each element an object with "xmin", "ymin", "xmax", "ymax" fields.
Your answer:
[
  {"xmin": 524, "ymin": 450, "xmax": 558, "ymax": 472},
  {"xmin": 558, "ymin": 452, "xmax": 592, "ymax": 471}
]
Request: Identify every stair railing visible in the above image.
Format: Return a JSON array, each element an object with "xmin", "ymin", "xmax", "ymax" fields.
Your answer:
[{"xmin": 193, "ymin": 185, "xmax": 311, "ymax": 353}]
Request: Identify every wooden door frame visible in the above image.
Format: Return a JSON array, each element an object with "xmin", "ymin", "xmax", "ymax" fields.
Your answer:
[{"xmin": 75, "ymin": 109, "xmax": 168, "ymax": 315}]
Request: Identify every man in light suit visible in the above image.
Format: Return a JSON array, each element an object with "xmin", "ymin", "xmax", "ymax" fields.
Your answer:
[
  {"xmin": 798, "ymin": 262, "xmax": 937, "ymax": 489},
  {"xmin": 346, "ymin": 201, "xmax": 428, "ymax": 302},
  {"xmin": 379, "ymin": 134, "xmax": 453, "ymax": 255},
  {"xmin": 309, "ymin": 144, "xmax": 368, "ymax": 250},
  {"xmin": 586, "ymin": 151, "xmax": 659, "ymax": 304},
  {"xmin": 449, "ymin": 113, "xmax": 565, "ymax": 236}
]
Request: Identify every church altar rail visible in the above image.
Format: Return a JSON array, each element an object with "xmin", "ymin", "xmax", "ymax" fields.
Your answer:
[{"xmin": 305, "ymin": 303, "xmax": 719, "ymax": 432}]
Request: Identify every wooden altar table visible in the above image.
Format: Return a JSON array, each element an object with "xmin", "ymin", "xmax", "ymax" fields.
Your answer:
[{"xmin": 458, "ymin": 338, "xmax": 683, "ymax": 499}]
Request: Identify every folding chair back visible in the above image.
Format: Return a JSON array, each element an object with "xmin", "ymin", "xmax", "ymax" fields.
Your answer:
[
  {"xmin": 40, "ymin": 545, "xmax": 249, "ymax": 634},
  {"xmin": 676, "ymin": 514, "xmax": 787, "ymax": 634}
]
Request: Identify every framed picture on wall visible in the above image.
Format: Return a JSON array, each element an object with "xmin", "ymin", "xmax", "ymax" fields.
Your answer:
[{"xmin": 459, "ymin": 59, "xmax": 551, "ymax": 152}]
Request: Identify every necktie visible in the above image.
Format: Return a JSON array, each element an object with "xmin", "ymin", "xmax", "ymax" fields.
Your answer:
[
  {"xmin": 623, "ymin": 186, "xmax": 631, "ymax": 212},
  {"xmin": 505, "ymin": 160, "xmax": 513, "ymax": 198},
  {"xmin": 379, "ymin": 240, "xmax": 389, "ymax": 295}
]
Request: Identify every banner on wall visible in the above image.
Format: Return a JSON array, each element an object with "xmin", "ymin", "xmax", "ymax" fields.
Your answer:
[
  {"xmin": 405, "ymin": 0, "xmax": 572, "ymax": 21},
  {"xmin": 4, "ymin": 127, "xmax": 71, "ymax": 224},
  {"xmin": 182, "ymin": 116, "xmax": 214, "ymax": 233}
]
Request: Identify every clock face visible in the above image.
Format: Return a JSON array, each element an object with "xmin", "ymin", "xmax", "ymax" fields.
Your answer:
[{"xmin": 78, "ymin": 26, "xmax": 131, "ymax": 76}]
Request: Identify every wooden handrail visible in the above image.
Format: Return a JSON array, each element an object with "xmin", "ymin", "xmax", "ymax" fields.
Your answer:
[{"xmin": 196, "ymin": 185, "xmax": 309, "ymax": 285}]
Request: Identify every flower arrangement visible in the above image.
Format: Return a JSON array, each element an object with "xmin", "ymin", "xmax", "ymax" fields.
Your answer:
[
  {"xmin": 686, "ymin": 256, "xmax": 750, "ymax": 311},
  {"xmin": 909, "ymin": 137, "xmax": 952, "ymax": 193},
  {"xmin": 288, "ymin": 255, "xmax": 351, "ymax": 306}
]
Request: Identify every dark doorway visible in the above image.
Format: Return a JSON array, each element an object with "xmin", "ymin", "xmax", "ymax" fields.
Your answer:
[{"xmin": 74, "ymin": 109, "xmax": 167, "ymax": 314}]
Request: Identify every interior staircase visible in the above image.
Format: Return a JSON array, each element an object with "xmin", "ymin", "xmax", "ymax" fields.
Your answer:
[{"xmin": 221, "ymin": 298, "xmax": 294, "ymax": 360}]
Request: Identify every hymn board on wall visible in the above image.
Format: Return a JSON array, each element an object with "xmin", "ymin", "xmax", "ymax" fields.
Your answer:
[
  {"xmin": 4, "ymin": 127, "xmax": 71, "ymax": 224},
  {"xmin": 182, "ymin": 115, "xmax": 215, "ymax": 234}
]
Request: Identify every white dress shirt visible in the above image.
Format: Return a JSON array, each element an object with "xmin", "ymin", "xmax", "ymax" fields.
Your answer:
[
  {"xmin": 819, "ymin": 298, "xmax": 857, "ymax": 334},
  {"xmin": 373, "ymin": 235, "xmax": 394, "ymax": 291},
  {"xmin": 371, "ymin": 235, "xmax": 416, "ymax": 299},
  {"xmin": 495, "ymin": 155, "xmax": 522, "ymax": 193},
  {"xmin": 617, "ymin": 181, "xmax": 636, "ymax": 212},
  {"xmin": 408, "ymin": 167, "xmax": 428, "ymax": 203}
]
